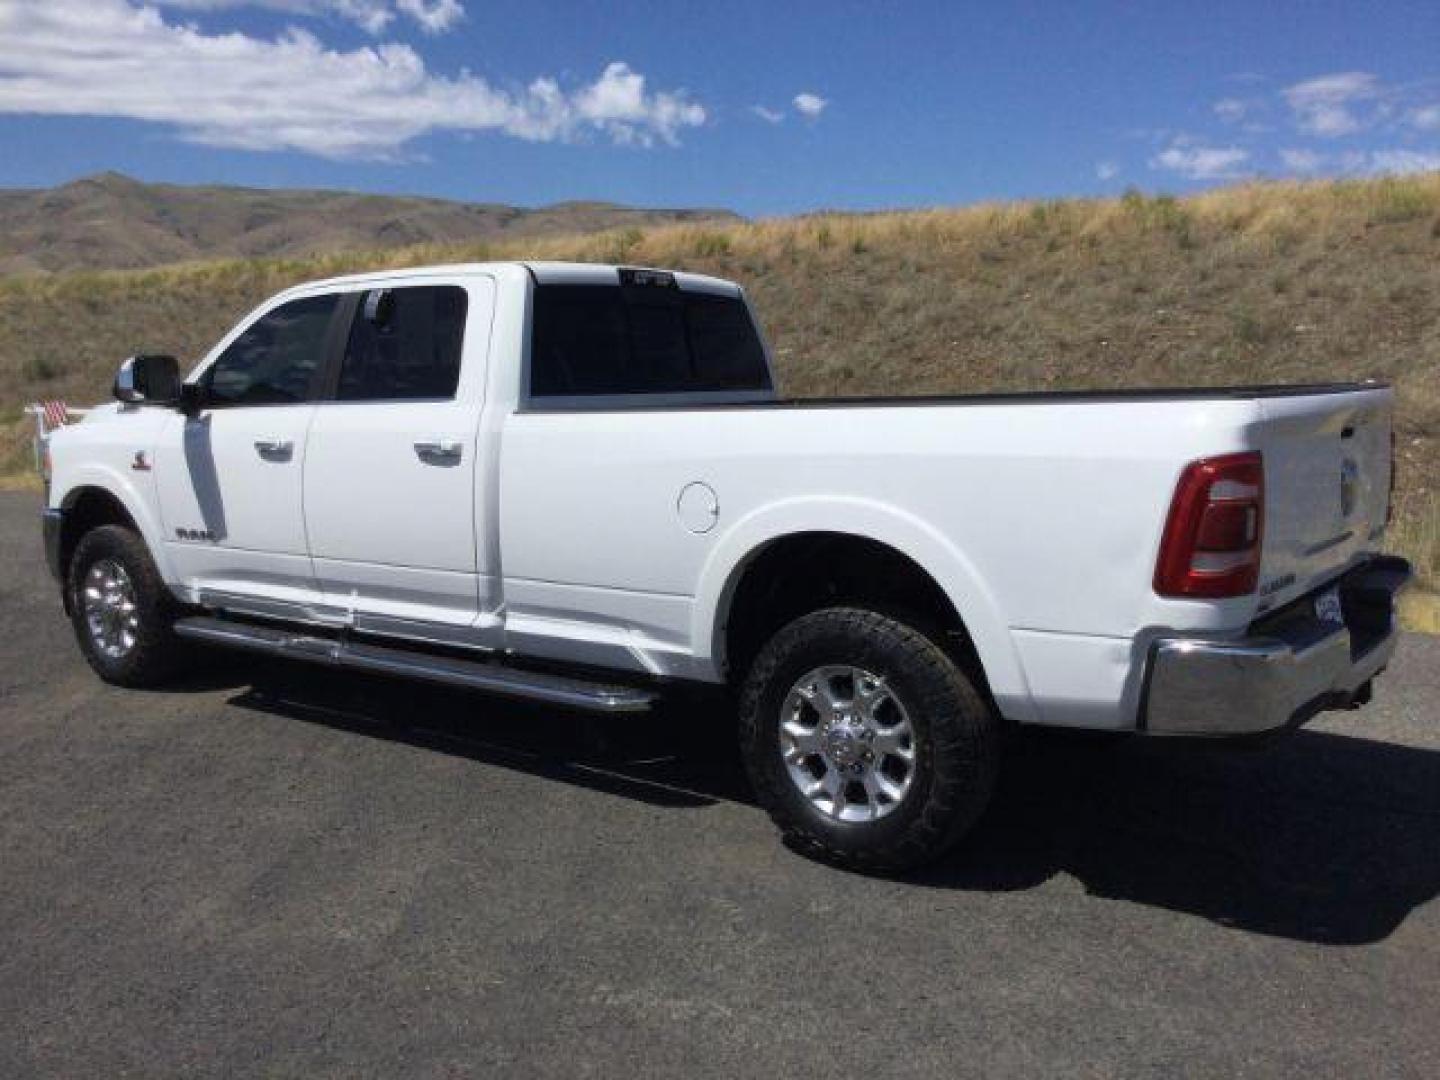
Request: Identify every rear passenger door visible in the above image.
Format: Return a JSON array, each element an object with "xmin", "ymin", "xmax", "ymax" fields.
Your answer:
[{"xmin": 302, "ymin": 277, "xmax": 498, "ymax": 645}]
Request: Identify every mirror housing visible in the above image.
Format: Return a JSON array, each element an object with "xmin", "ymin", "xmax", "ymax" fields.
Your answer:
[{"xmin": 113, "ymin": 354, "xmax": 181, "ymax": 406}]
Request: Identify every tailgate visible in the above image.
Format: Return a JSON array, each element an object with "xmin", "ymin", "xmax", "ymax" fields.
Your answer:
[{"xmin": 1253, "ymin": 387, "xmax": 1393, "ymax": 612}]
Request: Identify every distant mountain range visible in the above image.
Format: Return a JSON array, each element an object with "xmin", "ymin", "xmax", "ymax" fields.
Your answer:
[{"xmin": 0, "ymin": 172, "xmax": 741, "ymax": 274}]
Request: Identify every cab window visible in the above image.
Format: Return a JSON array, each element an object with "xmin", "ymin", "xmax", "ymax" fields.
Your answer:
[
  {"xmin": 336, "ymin": 286, "xmax": 468, "ymax": 401},
  {"xmin": 207, "ymin": 294, "xmax": 339, "ymax": 406},
  {"xmin": 528, "ymin": 283, "xmax": 771, "ymax": 398}
]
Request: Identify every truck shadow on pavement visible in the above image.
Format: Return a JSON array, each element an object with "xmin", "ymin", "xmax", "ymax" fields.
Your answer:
[
  {"xmin": 924, "ymin": 727, "xmax": 1440, "ymax": 946},
  {"xmin": 226, "ymin": 655, "xmax": 1440, "ymax": 947}
]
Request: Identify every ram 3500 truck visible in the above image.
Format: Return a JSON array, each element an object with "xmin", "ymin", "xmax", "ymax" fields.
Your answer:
[{"xmin": 38, "ymin": 262, "xmax": 1411, "ymax": 870}]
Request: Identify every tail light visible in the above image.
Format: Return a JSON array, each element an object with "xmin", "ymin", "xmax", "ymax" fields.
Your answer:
[{"xmin": 1154, "ymin": 452, "xmax": 1264, "ymax": 598}]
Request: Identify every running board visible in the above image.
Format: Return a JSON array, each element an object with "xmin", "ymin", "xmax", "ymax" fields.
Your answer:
[{"xmin": 173, "ymin": 615, "xmax": 657, "ymax": 713}]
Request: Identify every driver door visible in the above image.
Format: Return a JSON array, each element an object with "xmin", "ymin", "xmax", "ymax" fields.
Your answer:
[{"xmin": 154, "ymin": 292, "xmax": 344, "ymax": 611}]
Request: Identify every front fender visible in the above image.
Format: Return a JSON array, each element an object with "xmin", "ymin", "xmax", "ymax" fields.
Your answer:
[
  {"xmin": 691, "ymin": 496, "xmax": 1037, "ymax": 724},
  {"xmin": 54, "ymin": 462, "xmax": 175, "ymax": 585}
]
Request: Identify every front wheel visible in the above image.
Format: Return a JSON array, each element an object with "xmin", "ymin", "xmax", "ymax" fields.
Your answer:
[
  {"xmin": 739, "ymin": 607, "xmax": 1000, "ymax": 872},
  {"xmin": 67, "ymin": 525, "xmax": 189, "ymax": 687}
]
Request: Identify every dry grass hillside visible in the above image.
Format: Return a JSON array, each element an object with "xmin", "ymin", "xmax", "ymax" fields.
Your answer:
[
  {"xmin": 1, "ymin": 173, "xmax": 1436, "ymax": 588},
  {"xmin": 0, "ymin": 172, "xmax": 739, "ymax": 274}
]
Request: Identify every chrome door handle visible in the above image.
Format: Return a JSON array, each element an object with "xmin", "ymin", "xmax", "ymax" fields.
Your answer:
[
  {"xmin": 414, "ymin": 439, "xmax": 463, "ymax": 465},
  {"xmin": 254, "ymin": 438, "xmax": 293, "ymax": 461}
]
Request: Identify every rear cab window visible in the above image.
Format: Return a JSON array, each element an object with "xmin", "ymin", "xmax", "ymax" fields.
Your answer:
[{"xmin": 526, "ymin": 268, "xmax": 774, "ymax": 406}]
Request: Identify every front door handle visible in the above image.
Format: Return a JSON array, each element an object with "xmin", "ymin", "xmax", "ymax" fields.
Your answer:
[
  {"xmin": 414, "ymin": 439, "xmax": 463, "ymax": 465},
  {"xmin": 254, "ymin": 438, "xmax": 293, "ymax": 461}
]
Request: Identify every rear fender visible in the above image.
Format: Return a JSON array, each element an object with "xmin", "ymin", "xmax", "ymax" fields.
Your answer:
[{"xmin": 692, "ymin": 496, "xmax": 1037, "ymax": 724}]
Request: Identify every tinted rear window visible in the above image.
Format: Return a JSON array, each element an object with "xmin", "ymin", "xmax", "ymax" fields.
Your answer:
[{"xmin": 529, "ymin": 283, "xmax": 771, "ymax": 398}]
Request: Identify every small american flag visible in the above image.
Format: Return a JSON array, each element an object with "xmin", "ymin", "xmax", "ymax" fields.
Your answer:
[{"xmin": 41, "ymin": 400, "xmax": 70, "ymax": 430}]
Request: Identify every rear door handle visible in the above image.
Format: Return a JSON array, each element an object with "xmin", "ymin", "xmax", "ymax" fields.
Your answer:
[
  {"xmin": 254, "ymin": 438, "xmax": 293, "ymax": 461},
  {"xmin": 414, "ymin": 438, "xmax": 463, "ymax": 465}
]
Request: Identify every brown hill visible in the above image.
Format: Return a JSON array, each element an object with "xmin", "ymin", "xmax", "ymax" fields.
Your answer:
[
  {"xmin": 0, "ymin": 172, "xmax": 740, "ymax": 274},
  {"xmin": 0, "ymin": 174, "xmax": 1434, "ymax": 586}
]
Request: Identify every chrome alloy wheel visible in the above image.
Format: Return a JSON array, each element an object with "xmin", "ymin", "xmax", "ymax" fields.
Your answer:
[
  {"xmin": 81, "ymin": 558, "xmax": 140, "ymax": 660},
  {"xmin": 779, "ymin": 665, "xmax": 917, "ymax": 822}
]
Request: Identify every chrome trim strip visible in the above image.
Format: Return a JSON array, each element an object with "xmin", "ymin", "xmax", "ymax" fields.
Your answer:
[
  {"xmin": 173, "ymin": 616, "xmax": 657, "ymax": 713},
  {"xmin": 355, "ymin": 612, "xmax": 501, "ymax": 652},
  {"xmin": 196, "ymin": 588, "xmax": 351, "ymax": 628}
]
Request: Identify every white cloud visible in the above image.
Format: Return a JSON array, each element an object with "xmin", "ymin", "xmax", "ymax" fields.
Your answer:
[
  {"xmin": 1410, "ymin": 104, "xmax": 1440, "ymax": 131},
  {"xmin": 1095, "ymin": 161, "xmax": 1119, "ymax": 180},
  {"xmin": 793, "ymin": 92, "xmax": 827, "ymax": 119},
  {"xmin": 1368, "ymin": 149, "xmax": 1440, "ymax": 175},
  {"xmin": 1279, "ymin": 148, "xmax": 1324, "ymax": 173},
  {"xmin": 1113, "ymin": 73, "xmax": 1440, "ymax": 187},
  {"xmin": 750, "ymin": 105, "xmax": 783, "ymax": 124},
  {"xmin": 1213, "ymin": 98, "xmax": 1248, "ymax": 123},
  {"xmin": 1283, "ymin": 71, "xmax": 1378, "ymax": 137},
  {"xmin": 0, "ymin": 1, "xmax": 706, "ymax": 158},
  {"xmin": 153, "ymin": 0, "xmax": 461, "ymax": 35},
  {"xmin": 1278, "ymin": 146, "xmax": 1440, "ymax": 177},
  {"xmin": 395, "ymin": 0, "xmax": 462, "ymax": 33},
  {"xmin": 1149, "ymin": 143, "xmax": 1250, "ymax": 180}
]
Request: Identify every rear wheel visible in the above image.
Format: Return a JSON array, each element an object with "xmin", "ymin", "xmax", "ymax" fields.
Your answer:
[
  {"xmin": 739, "ymin": 607, "xmax": 1000, "ymax": 872},
  {"xmin": 68, "ymin": 525, "xmax": 188, "ymax": 687}
]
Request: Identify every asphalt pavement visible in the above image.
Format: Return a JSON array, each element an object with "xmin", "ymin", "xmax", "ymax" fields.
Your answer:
[{"xmin": 1, "ymin": 490, "xmax": 1437, "ymax": 1078}]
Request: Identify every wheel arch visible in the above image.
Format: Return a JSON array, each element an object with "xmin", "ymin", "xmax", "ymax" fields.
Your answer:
[
  {"xmin": 53, "ymin": 469, "xmax": 174, "ymax": 599},
  {"xmin": 693, "ymin": 497, "xmax": 1036, "ymax": 724}
]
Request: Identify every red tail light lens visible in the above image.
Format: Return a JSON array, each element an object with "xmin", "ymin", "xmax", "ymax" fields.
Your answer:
[{"xmin": 1154, "ymin": 452, "xmax": 1264, "ymax": 598}]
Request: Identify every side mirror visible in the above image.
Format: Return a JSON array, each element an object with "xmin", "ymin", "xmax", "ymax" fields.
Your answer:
[
  {"xmin": 179, "ymin": 381, "xmax": 207, "ymax": 418},
  {"xmin": 114, "ymin": 354, "xmax": 181, "ymax": 406}
]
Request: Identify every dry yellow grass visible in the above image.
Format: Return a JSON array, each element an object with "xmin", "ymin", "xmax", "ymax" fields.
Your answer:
[
  {"xmin": 1399, "ymin": 590, "xmax": 1440, "ymax": 634},
  {"xmin": 2, "ymin": 172, "xmax": 1437, "ymax": 591},
  {"xmin": 1389, "ymin": 490, "xmax": 1439, "ymax": 593}
]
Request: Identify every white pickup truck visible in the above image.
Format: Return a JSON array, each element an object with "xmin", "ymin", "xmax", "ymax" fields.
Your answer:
[{"xmin": 38, "ymin": 261, "xmax": 1411, "ymax": 870}]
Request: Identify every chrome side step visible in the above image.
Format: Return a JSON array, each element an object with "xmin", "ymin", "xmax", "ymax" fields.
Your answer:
[{"xmin": 173, "ymin": 615, "xmax": 658, "ymax": 713}]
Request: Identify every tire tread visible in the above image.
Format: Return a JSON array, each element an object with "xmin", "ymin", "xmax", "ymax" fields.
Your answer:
[
  {"xmin": 68, "ymin": 525, "xmax": 188, "ymax": 688},
  {"xmin": 739, "ymin": 607, "xmax": 999, "ymax": 873}
]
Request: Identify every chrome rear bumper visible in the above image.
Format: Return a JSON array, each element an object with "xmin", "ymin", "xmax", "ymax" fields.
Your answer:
[{"xmin": 1142, "ymin": 556, "xmax": 1411, "ymax": 736}]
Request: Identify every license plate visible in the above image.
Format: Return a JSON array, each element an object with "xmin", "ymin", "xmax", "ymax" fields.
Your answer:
[{"xmin": 1314, "ymin": 587, "xmax": 1344, "ymax": 625}]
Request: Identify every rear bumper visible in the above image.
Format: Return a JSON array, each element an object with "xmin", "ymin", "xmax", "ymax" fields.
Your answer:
[
  {"xmin": 41, "ymin": 507, "xmax": 64, "ymax": 582},
  {"xmin": 1142, "ymin": 555, "xmax": 1411, "ymax": 736}
]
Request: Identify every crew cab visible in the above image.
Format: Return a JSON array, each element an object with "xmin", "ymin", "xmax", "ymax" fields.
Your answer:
[{"xmin": 37, "ymin": 262, "xmax": 1411, "ymax": 870}]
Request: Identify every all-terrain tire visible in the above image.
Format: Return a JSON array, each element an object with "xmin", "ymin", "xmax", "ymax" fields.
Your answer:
[
  {"xmin": 739, "ymin": 607, "xmax": 1000, "ymax": 872},
  {"xmin": 67, "ymin": 525, "xmax": 189, "ymax": 688}
]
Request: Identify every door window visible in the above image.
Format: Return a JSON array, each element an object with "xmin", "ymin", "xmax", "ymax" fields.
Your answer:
[
  {"xmin": 336, "ymin": 286, "xmax": 468, "ymax": 401},
  {"xmin": 207, "ymin": 294, "xmax": 339, "ymax": 406}
]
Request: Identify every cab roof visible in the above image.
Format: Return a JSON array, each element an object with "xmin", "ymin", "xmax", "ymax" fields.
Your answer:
[{"xmin": 285, "ymin": 261, "xmax": 741, "ymax": 298}]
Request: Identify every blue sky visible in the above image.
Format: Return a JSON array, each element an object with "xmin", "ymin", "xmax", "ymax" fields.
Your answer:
[{"xmin": 1, "ymin": 0, "xmax": 1438, "ymax": 215}]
